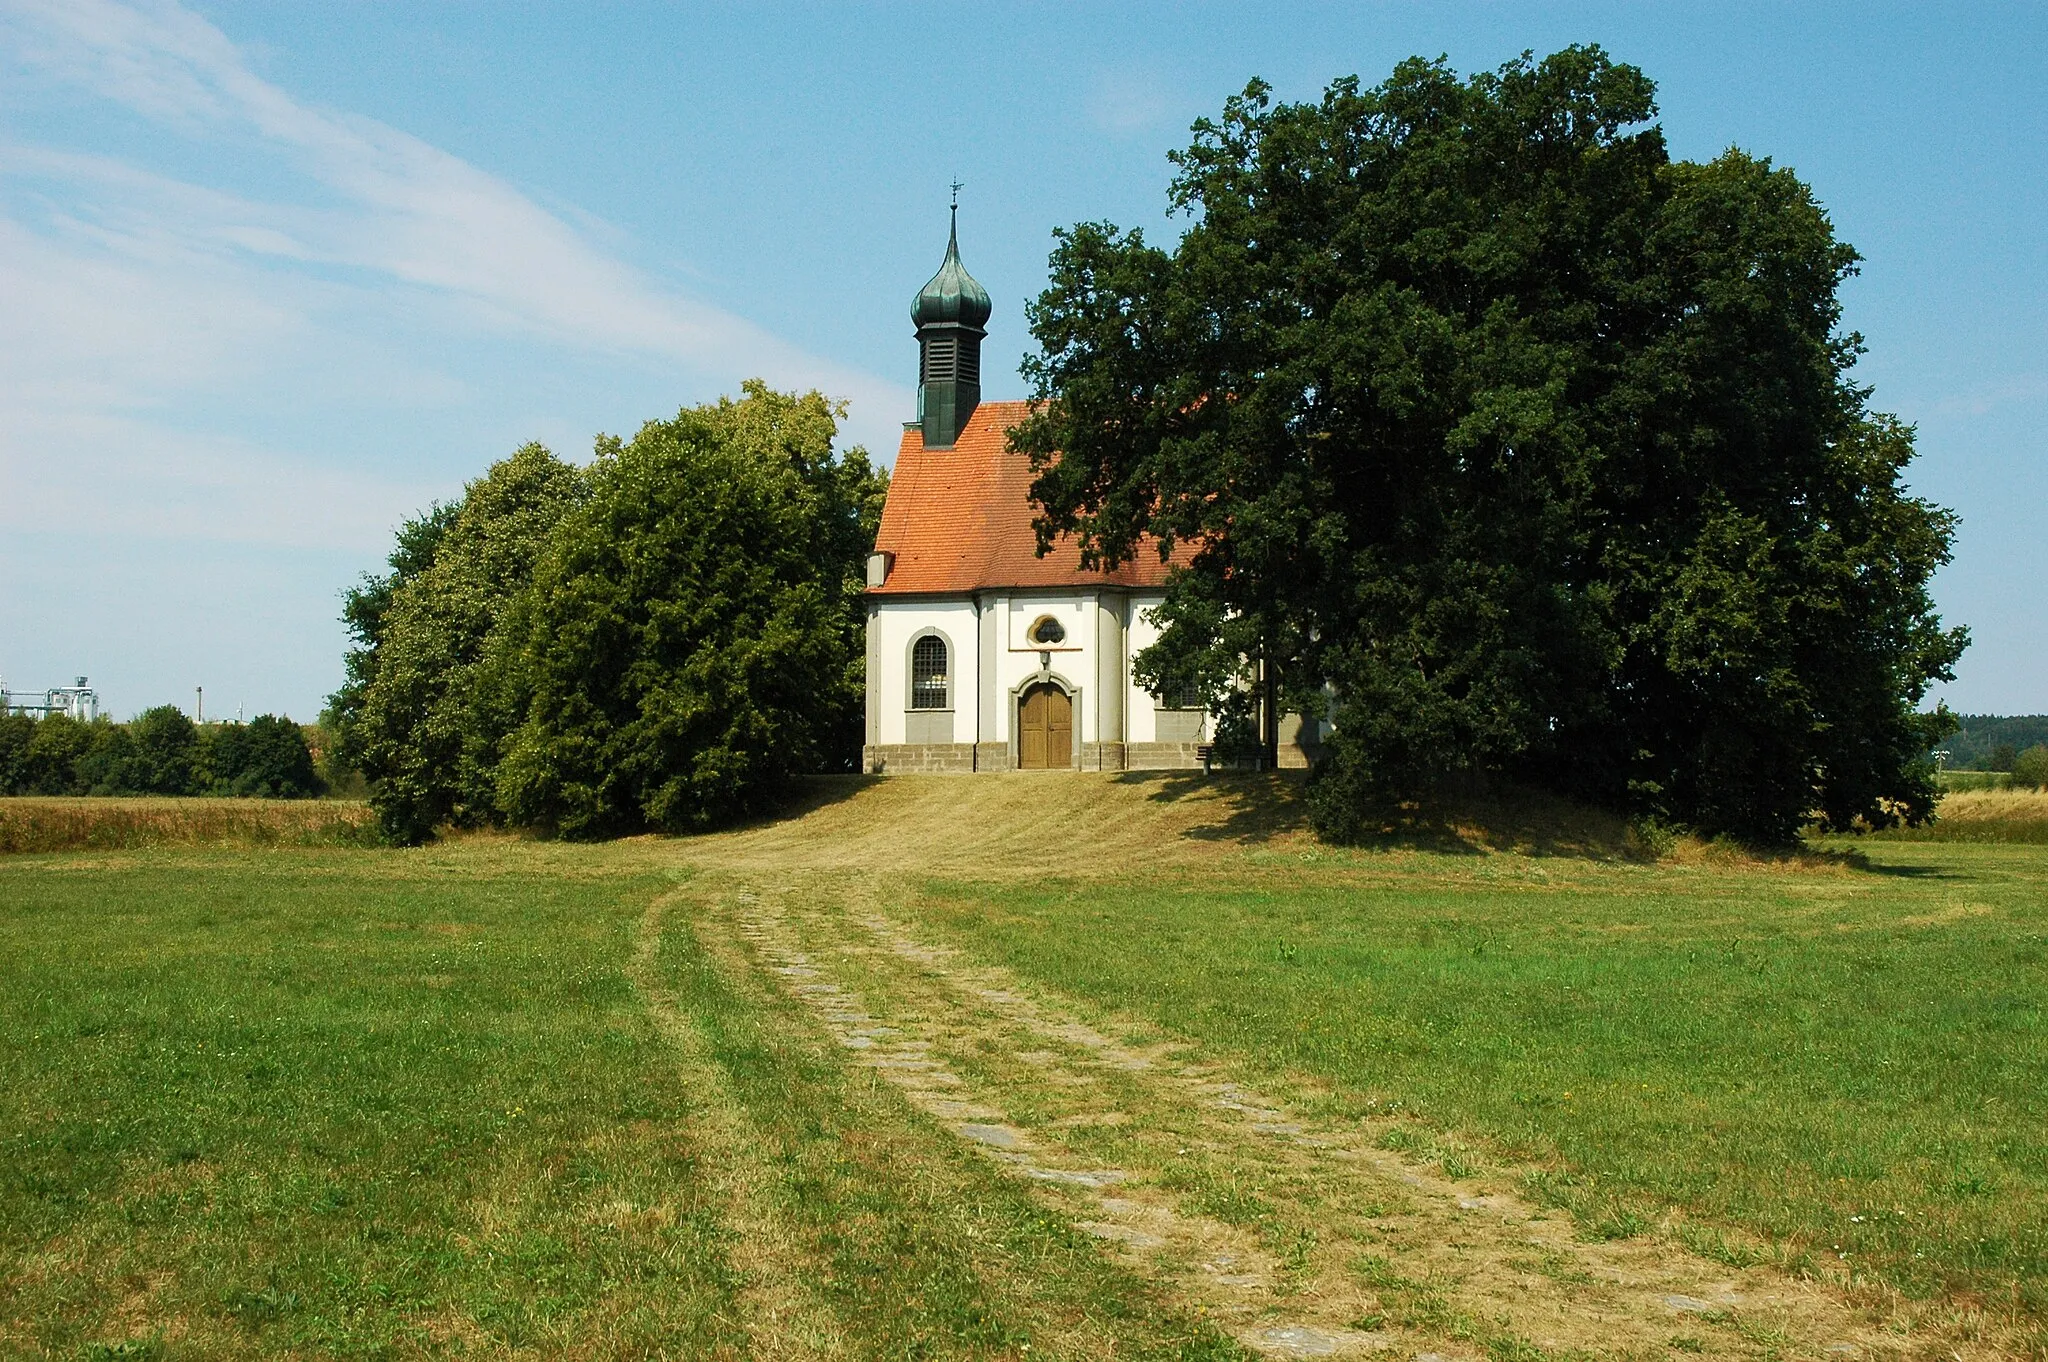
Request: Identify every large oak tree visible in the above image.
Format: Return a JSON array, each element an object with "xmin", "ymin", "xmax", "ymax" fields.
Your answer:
[{"xmin": 1013, "ymin": 47, "xmax": 1965, "ymax": 844}]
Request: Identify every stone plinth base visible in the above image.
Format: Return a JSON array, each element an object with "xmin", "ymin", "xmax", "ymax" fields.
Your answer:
[
  {"xmin": 864, "ymin": 740, "xmax": 1317, "ymax": 775},
  {"xmin": 1126, "ymin": 742, "xmax": 1206, "ymax": 770},
  {"xmin": 863, "ymin": 743, "xmax": 1020, "ymax": 773},
  {"xmin": 864, "ymin": 743, "xmax": 976, "ymax": 773}
]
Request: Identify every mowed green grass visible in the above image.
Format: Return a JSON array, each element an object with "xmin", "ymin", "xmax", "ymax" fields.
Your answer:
[
  {"xmin": 917, "ymin": 841, "xmax": 2048, "ymax": 1316},
  {"xmin": 8, "ymin": 785, "xmax": 2048, "ymax": 1353},
  {"xmin": 0, "ymin": 846, "xmax": 1242, "ymax": 1361},
  {"xmin": 0, "ymin": 851, "xmax": 742, "ymax": 1358}
]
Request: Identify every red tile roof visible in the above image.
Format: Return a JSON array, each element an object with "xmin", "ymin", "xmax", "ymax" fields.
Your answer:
[{"xmin": 869, "ymin": 401, "xmax": 1190, "ymax": 595}]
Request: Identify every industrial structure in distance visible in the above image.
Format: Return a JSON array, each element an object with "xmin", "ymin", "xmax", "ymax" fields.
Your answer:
[{"xmin": 1, "ymin": 676, "xmax": 100, "ymax": 722}]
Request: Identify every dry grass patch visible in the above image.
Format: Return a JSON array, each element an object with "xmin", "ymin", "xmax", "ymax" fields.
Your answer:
[
  {"xmin": 1883, "ymin": 787, "xmax": 2048, "ymax": 843},
  {"xmin": 0, "ymin": 796, "xmax": 376, "ymax": 854},
  {"xmin": 700, "ymin": 772, "xmax": 1880, "ymax": 877},
  {"xmin": 692, "ymin": 771, "xmax": 1314, "ymax": 879}
]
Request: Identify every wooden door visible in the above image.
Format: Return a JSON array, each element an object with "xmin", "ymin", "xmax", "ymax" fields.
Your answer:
[{"xmin": 1018, "ymin": 684, "xmax": 1072, "ymax": 769}]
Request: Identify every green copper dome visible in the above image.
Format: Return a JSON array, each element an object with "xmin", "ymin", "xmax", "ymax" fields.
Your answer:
[{"xmin": 911, "ymin": 214, "xmax": 992, "ymax": 330}]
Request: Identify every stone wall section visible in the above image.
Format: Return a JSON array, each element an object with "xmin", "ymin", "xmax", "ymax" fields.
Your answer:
[
  {"xmin": 864, "ymin": 743, "xmax": 977, "ymax": 774},
  {"xmin": 1080, "ymin": 742, "xmax": 1128, "ymax": 771},
  {"xmin": 1125, "ymin": 742, "xmax": 1205, "ymax": 771},
  {"xmin": 862, "ymin": 743, "xmax": 1024, "ymax": 773},
  {"xmin": 865, "ymin": 739, "xmax": 1316, "ymax": 775}
]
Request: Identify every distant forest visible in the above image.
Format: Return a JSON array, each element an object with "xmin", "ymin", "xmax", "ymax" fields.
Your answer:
[{"xmin": 1941, "ymin": 715, "xmax": 2048, "ymax": 770}]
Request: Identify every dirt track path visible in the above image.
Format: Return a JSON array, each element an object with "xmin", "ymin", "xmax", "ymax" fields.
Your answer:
[{"xmin": 688, "ymin": 869, "xmax": 1979, "ymax": 1362}]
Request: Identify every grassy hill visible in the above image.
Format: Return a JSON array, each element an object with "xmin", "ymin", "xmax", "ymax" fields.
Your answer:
[{"xmin": 3, "ymin": 775, "xmax": 2044, "ymax": 1359}]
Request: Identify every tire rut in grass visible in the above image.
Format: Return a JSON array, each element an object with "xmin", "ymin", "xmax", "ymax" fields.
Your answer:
[
  {"xmin": 727, "ymin": 875, "xmax": 1956, "ymax": 1362},
  {"xmin": 668, "ymin": 883, "xmax": 1254, "ymax": 1361},
  {"xmin": 729, "ymin": 885, "xmax": 1402, "ymax": 1359},
  {"xmin": 628, "ymin": 889, "xmax": 850, "ymax": 1360}
]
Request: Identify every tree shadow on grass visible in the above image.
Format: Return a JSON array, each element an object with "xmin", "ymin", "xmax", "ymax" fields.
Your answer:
[
  {"xmin": 1367, "ymin": 787, "xmax": 1642, "ymax": 861},
  {"xmin": 1103, "ymin": 770, "xmax": 1598, "ymax": 856},
  {"xmin": 1817, "ymin": 848, "xmax": 1961, "ymax": 878},
  {"xmin": 1111, "ymin": 771, "xmax": 1635, "ymax": 858},
  {"xmin": 1107, "ymin": 771, "xmax": 1962, "ymax": 871},
  {"xmin": 1302, "ymin": 777, "xmax": 1649, "ymax": 861},
  {"xmin": 1111, "ymin": 770, "xmax": 1312, "ymax": 845},
  {"xmin": 739, "ymin": 773, "xmax": 886, "ymax": 830}
]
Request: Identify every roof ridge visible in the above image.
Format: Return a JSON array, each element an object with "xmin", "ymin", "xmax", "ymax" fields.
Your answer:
[{"xmin": 871, "ymin": 401, "xmax": 1190, "ymax": 595}]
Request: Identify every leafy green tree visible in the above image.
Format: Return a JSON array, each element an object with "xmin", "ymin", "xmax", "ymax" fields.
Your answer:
[
  {"xmin": 76, "ymin": 721, "xmax": 140, "ymax": 795},
  {"xmin": 347, "ymin": 444, "xmax": 587, "ymax": 843},
  {"xmin": 0, "ymin": 713, "xmax": 34, "ymax": 794},
  {"xmin": 495, "ymin": 382, "xmax": 886, "ymax": 838},
  {"xmin": 326, "ymin": 500, "xmax": 461, "ymax": 779},
  {"xmin": 206, "ymin": 716, "xmax": 323, "ymax": 798},
  {"xmin": 1014, "ymin": 47, "xmax": 1964, "ymax": 844},
  {"xmin": 120, "ymin": 705, "xmax": 204, "ymax": 794},
  {"xmin": 30, "ymin": 717, "xmax": 88, "ymax": 793},
  {"xmin": 2012, "ymin": 745, "xmax": 2048, "ymax": 790},
  {"xmin": 21, "ymin": 715, "xmax": 94, "ymax": 794},
  {"xmin": 1983, "ymin": 741, "xmax": 2019, "ymax": 773}
]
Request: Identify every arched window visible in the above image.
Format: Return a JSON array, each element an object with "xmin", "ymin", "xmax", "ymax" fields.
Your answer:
[
  {"xmin": 910, "ymin": 634, "xmax": 949, "ymax": 710},
  {"xmin": 1028, "ymin": 615, "xmax": 1066, "ymax": 645}
]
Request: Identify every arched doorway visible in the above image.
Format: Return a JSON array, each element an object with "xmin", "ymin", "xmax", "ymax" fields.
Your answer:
[{"xmin": 1017, "ymin": 683, "xmax": 1072, "ymax": 770}]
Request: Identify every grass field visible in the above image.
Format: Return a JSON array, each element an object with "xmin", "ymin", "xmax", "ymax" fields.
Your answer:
[
  {"xmin": 919, "ymin": 844, "xmax": 2048, "ymax": 1301},
  {"xmin": 1873, "ymin": 788, "xmax": 2048, "ymax": 843},
  {"xmin": 0, "ymin": 852, "xmax": 738, "ymax": 1356},
  {"xmin": 3, "ymin": 780, "xmax": 2044, "ymax": 1360},
  {"xmin": 0, "ymin": 841, "xmax": 1233, "ymax": 1361},
  {"xmin": 0, "ymin": 797, "xmax": 376, "ymax": 854}
]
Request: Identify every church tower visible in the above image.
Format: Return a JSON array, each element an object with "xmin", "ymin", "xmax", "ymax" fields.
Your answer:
[{"xmin": 911, "ymin": 204, "xmax": 991, "ymax": 449}]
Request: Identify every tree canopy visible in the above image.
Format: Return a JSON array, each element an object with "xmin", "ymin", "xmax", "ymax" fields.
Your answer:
[
  {"xmin": 206, "ymin": 714, "xmax": 324, "ymax": 797},
  {"xmin": 343, "ymin": 443, "xmax": 588, "ymax": 843},
  {"xmin": 333, "ymin": 383, "xmax": 885, "ymax": 843},
  {"xmin": 497, "ymin": 383, "xmax": 885, "ymax": 837},
  {"xmin": 1013, "ymin": 47, "xmax": 1965, "ymax": 844},
  {"xmin": 0, "ymin": 710, "xmax": 320, "ymax": 798}
]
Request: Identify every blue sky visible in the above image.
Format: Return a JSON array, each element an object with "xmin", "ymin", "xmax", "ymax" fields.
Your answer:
[{"xmin": 1, "ymin": 1, "xmax": 2041, "ymax": 721}]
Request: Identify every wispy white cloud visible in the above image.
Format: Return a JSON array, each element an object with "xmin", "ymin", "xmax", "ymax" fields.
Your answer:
[
  {"xmin": 0, "ymin": 404, "xmax": 439, "ymax": 553},
  {"xmin": 0, "ymin": 0, "xmax": 907, "ymax": 554},
  {"xmin": 1086, "ymin": 67, "xmax": 1183, "ymax": 136}
]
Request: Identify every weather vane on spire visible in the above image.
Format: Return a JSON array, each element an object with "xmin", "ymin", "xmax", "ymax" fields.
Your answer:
[{"xmin": 950, "ymin": 179, "xmax": 964, "ymax": 217}]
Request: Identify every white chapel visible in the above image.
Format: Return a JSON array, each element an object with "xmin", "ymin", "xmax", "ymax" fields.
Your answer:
[{"xmin": 861, "ymin": 218, "xmax": 1316, "ymax": 774}]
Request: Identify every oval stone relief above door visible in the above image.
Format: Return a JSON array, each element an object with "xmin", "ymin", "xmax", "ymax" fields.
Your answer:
[{"xmin": 1017, "ymin": 683, "xmax": 1072, "ymax": 770}]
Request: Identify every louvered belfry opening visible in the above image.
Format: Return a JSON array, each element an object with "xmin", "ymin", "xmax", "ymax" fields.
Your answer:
[
  {"xmin": 921, "ymin": 333, "xmax": 958, "ymax": 384},
  {"xmin": 921, "ymin": 332, "xmax": 985, "ymax": 386},
  {"xmin": 911, "ymin": 209, "xmax": 991, "ymax": 449}
]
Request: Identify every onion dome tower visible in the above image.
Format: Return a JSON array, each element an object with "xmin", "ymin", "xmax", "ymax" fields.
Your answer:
[{"xmin": 911, "ymin": 199, "xmax": 992, "ymax": 448}]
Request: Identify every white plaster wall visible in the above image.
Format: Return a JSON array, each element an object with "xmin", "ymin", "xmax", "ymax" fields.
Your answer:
[
  {"xmin": 1124, "ymin": 592, "xmax": 1168, "ymax": 743},
  {"xmin": 991, "ymin": 592, "xmax": 1097, "ymax": 743},
  {"xmin": 872, "ymin": 591, "xmax": 1205, "ymax": 751},
  {"xmin": 871, "ymin": 599, "xmax": 982, "ymax": 746}
]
